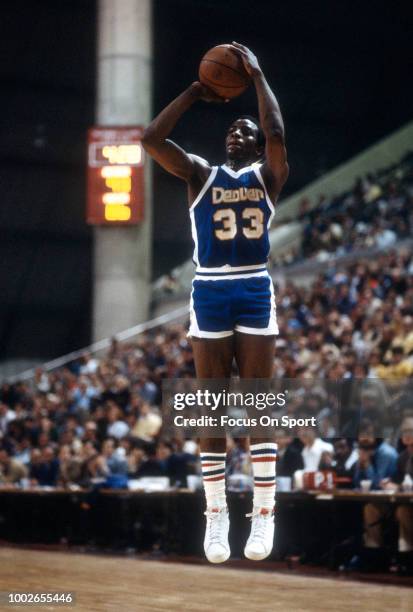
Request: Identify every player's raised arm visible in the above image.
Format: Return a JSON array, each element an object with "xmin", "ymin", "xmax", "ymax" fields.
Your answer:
[
  {"xmin": 142, "ymin": 82, "xmax": 221, "ymax": 182},
  {"xmin": 230, "ymin": 42, "xmax": 289, "ymax": 200}
]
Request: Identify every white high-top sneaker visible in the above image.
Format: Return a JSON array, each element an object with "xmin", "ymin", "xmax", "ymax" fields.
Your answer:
[
  {"xmin": 204, "ymin": 507, "xmax": 230, "ymax": 563},
  {"xmin": 244, "ymin": 507, "xmax": 275, "ymax": 561}
]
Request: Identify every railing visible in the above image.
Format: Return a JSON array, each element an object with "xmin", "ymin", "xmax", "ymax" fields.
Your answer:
[{"xmin": 6, "ymin": 305, "xmax": 189, "ymax": 383}]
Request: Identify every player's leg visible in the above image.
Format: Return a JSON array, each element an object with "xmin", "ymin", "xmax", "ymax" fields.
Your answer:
[
  {"xmin": 191, "ymin": 335, "xmax": 234, "ymax": 563},
  {"xmin": 234, "ymin": 331, "xmax": 277, "ymax": 560},
  {"xmin": 192, "ymin": 335, "xmax": 232, "ymax": 488}
]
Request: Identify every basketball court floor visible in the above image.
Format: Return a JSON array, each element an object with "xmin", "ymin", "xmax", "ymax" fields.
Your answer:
[{"xmin": 1, "ymin": 548, "xmax": 412, "ymax": 611}]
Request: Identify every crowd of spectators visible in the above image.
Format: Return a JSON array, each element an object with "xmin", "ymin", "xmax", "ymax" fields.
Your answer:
[
  {"xmin": 1, "ymin": 248, "xmax": 413, "ymax": 493},
  {"xmin": 270, "ymin": 151, "xmax": 413, "ymax": 267}
]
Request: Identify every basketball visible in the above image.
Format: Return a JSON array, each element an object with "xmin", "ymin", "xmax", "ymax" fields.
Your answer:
[{"xmin": 199, "ymin": 44, "xmax": 251, "ymax": 99}]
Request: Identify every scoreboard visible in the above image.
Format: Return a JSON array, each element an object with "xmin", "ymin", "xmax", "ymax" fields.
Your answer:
[{"xmin": 87, "ymin": 126, "xmax": 145, "ymax": 225}]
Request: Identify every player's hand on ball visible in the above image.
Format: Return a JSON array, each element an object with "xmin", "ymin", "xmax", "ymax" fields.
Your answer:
[
  {"xmin": 230, "ymin": 42, "xmax": 262, "ymax": 78},
  {"xmin": 190, "ymin": 81, "xmax": 229, "ymax": 103}
]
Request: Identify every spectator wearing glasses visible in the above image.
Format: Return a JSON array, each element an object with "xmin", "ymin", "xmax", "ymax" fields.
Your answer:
[{"xmin": 353, "ymin": 419, "xmax": 397, "ymax": 490}]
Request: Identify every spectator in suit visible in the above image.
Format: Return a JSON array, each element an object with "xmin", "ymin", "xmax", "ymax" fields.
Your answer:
[
  {"xmin": 274, "ymin": 429, "xmax": 304, "ymax": 478},
  {"xmin": 136, "ymin": 443, "xmax": 166, "ymax": 478},
  {"xmin": 29, "ymin": 446, "xmax": 59, "ymax": 487}
]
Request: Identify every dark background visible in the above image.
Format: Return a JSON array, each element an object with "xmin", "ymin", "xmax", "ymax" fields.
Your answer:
[{"xmin": 1, "ymin": 0, "xmax": 412, "ymax": 360}]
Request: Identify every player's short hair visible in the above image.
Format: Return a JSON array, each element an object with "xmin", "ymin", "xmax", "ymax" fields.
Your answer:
[{"xmin": 237, "ymin": 115, "xmax": 266, "ymax": 149}]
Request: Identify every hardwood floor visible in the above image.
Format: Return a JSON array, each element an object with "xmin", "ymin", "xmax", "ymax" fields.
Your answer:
[{"xmin": 0, "ymin": 548, "xmax": 412, "ymax": 612}]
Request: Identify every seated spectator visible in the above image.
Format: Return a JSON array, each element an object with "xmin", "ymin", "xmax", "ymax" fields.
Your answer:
[
  {"xmin": 82, "ymin": 440, "xmax": 99, "ymax": 461},
  {"xmin": 156, "ymin": 440, "xmax": 173, "ymax": 475},
  {"xmin": 29, "ymin": 446, "xmax": 59, "ymax": 487},
  {"xmin": 134, "ymin": 373, "xmax": 157, "ymax": 404},
  {"xmin": 297, "ymin": 423, "xmax": 333, "ymax": 472},
  {"xmin": 79, "ymin": 352, "xmax": 99, "ymax": 375},
  {"xmin": 101, "ymin": 437, "xmax": 128, "ymax": 476},
  {"xmin": 38, "ymin": 416, "xmax": 58, "ymax": 444},
  {"xmin": 0, "ymin": 401, "xmax": 16, "ymax": 435},
  {"xmin": 320, "ymin": 438, "xmax": 358, "ymax": 488},
  {"xmin": 353, "ymin": 419, "xmax": 398, "ymax": 489},
  {"xmin": 23, "ymin": 415, "xmax": 40, "ymax": 447},
  {"xmin": 374, "ymin": 221, "xmax": 397, "ymax": 249},
  {"xmin": 127, "ymin": 443, "xmax": 146, "ymax": 476},
  {"xmin": 274, "ymin": 429, "xmax": 304, "ymax": 478},
  {"xmin": 82, "ymin": 420, "xmax": 99, "ymax": 446},
  {"xmin": 70, "ymin": 377, "xmax": 98, "ymax": 414},
  {"xmin": 376, "ymin": 346, "xmax": 413, "ymax": 380},
  {"xmin": 160, "ymin": 438, "xmax": 198, "ymax": 487},
  {"xmin": 61, "ymin": 415, "xmax": 84, "ymax": 444},
  {"xmin": 79, "ymin": 452, "xmax": 106, "ymax": 488},
  {"xmin": 106, "ymin": 402, "xmax": 130, "ymax": 440},
  {"xmin": 130, "ymin": 402, "xmax": 162, "ymax": 442},
  {"xmin": 100, "ymin": 376, "xmax": 130, "ymax": 411},
  {"xmin": 0, "ymin": 447, "xmax": 28, "ymax": 485},
  {"xmin": 13, "ymin": 437, "xmax": 32, "ymax": 466},
  {"xmin": 135, "ymin": 443, "xmax": 166, "ymax": 478},
  {"xmin": 32, "ymin": 367, "xmax": 50, "ymax": 394},
  {"xmin": 57, "ymin": 444, "xmax": 82, "ymax": 488}
]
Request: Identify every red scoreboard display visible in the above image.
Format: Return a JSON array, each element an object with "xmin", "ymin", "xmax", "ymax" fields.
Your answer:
[{"xmin": 87, "ymin": 126, "xmax": 145, "ymax": 225}]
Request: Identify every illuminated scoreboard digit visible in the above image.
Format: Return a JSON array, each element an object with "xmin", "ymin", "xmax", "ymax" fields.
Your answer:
[{"xmin": 87, "ymin": 127, "xmax": 145, "ymax": 225}]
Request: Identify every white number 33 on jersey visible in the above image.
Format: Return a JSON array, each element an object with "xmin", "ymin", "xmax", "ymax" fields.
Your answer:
[{"xmin": 213, "ymin": 207, "xmax": 264, "ymax": 240}]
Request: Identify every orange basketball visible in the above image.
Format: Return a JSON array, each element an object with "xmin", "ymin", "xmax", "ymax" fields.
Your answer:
[{"xmin": 199, "ymin": 44, "xmax": 251, "ymax": 99}]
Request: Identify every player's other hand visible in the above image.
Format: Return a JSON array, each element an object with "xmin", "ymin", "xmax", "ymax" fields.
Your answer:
[
  {"xmin": 230, "ymin": 42, "xmax": 262, "ymax": 78},
  {"xmin": 190, "ymin": 81, "xmax": 229, "ymax": 103}
]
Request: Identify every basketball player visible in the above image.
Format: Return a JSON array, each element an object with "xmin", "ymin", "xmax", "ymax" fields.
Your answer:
[{"xmin": 142, "ymin": 42, "xmax": 288, "ymax": 563}]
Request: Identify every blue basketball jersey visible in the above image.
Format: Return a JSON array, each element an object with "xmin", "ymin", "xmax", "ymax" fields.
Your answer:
[{"xmin": 189, "ymin": 163, "xmax": 275, "ymax": 271}]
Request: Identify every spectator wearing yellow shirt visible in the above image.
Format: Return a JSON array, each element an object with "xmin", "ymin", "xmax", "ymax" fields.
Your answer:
[
  {"xmin": 0, "ymin": 448, "xmax": 28, "ymax": 485},
  {"xmin": 376, "ymin": 347, "xmax": 413, "ymax": 380},
  {"xmin": 131, "ymin": 402, "xmax": 162, "ymax": 442}
]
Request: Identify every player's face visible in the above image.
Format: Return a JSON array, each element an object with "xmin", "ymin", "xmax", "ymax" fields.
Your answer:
[{"xmin": 225, "ymin": 118, "xmax": 260, "ymax": 162}]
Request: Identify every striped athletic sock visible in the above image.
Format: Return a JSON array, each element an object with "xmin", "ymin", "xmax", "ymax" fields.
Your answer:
[
  {"xmin": 250, "ymin": 443, "xmax": 277, "ymax": 509},
  {"xmin": 200, "ymin": 452, "xmax": 227, "ymax": 509}
]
